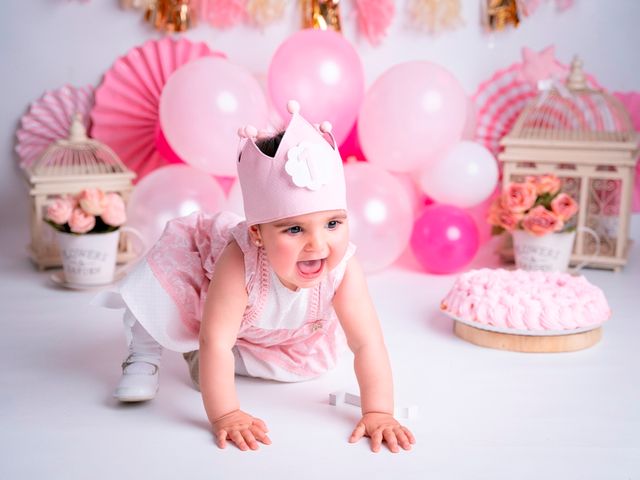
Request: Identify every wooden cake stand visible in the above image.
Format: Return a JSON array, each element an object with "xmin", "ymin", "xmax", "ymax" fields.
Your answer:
[{"xmin": 453, "ymin": 321, "xmax": 602, "ymax": 353}]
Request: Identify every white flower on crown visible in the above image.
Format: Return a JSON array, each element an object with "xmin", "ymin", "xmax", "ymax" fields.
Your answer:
[{"xmin": 285, "ymin": 142, "xmax": 332, "ymax": 191}]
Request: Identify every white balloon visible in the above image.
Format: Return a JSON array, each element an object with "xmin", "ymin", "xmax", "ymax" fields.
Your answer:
[{"xmin": 419, "ymin": 141, "xmax": 498, "ymax": 208}]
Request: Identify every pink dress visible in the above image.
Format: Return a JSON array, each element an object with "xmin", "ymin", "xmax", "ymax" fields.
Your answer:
[{"xmin": 119, "ymin": 211, "xmax": 356, "ymax": 382}]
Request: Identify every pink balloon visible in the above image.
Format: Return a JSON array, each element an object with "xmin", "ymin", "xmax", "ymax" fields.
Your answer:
[
  {"xmin": 224, "ymin": 178, "xmax": 245, "ymax": 218},
  {"xmin": 127, "ymin": 165, "xmax": 226, "ymax": 249},
  {"xmin": 358, "ymin": 61, "xmax": 467, "ymax": 172},
  {"xmin": 339, "ymin": 122, "xmax": 365, "ymax": 161},
  {"xmin": 410, "ymin": 204, "xmax": 479, "ymax": 274},
  {"xmin": 268, "ymin": 29, "xmax": 365, "ymax": 145},
  {"xmin": 461, "ymin": 96, "xmax": 478, "ymax": 141},
  {"xmin": 160, "ymin": 57, "xmax": 269, "ymax": 177},
  {"xmin": 344, "ymin": 163, "xmax": 413, "ymax": 272}
]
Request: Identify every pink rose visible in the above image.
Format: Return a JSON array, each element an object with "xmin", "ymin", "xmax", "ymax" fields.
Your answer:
[
  {"xmin": 101, "ymin": 193, "xmax": 127, "ymax": 227},
  {"xmin": 521, "ymin": 206, "xmax": 563, "ymax": 236},
  {"xmin": 46, "ymin": 195, "xmax": 75, "ymax": 225},
  {"xmin": 551, "ymin": 193, "xmax": 578, "ymax": 221},
  {"xmin": 68, "ymin": 207, "xmax": 96, "ymax": 234},
  {"xmin": 526, "ymin": 174, "xmax": 562, "ymax": 195},
  {"xmin": 502, "ymin": 182, "xmax": 537, "ymax": 213},
  {"xmin": 77, "ymin": 188, "xmax": 106, "ymax": 215},
  {"xmin": 487, "ymin": 198, "xmax": 523, "ymax": 231}
]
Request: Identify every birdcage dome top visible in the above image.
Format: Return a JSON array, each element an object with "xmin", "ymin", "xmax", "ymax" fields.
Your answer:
[
  {"xmin": 503, "ymin": 57, "xmax": 638, "ymax": 147},
  {"xmin": 26, "ymin": 113, "xmax": 135, "ymax": 180}
]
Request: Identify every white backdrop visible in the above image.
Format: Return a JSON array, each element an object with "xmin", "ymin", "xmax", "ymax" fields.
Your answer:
[{"xmin": 1, "ymin": 0, "xmax": 639, "ymax": 233}]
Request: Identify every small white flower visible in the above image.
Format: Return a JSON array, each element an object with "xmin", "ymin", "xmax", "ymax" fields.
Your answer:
[{"xmin": 285, "ymin": 142, "xmax": 332, "ymax": 191}]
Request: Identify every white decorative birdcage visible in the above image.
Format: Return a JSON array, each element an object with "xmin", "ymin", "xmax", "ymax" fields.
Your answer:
[
  {"xmin": 498, "ymin": 57, "xmax": 639, "ymax": 271},
  {"xmin": 22, "ymin": 114, "xmax": 137, "ymax": 269}
]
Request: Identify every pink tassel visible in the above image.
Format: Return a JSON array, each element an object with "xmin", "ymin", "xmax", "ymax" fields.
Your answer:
[
  {"xmin": 354, "ymin": 0, "xmax": 395, "ymax": 46},
  {"xmin": 198, "ymin": 0, "xmax": 248, "ymax": 28}
]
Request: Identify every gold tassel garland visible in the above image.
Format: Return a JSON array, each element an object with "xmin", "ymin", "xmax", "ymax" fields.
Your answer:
[{"xmin": 301, "ymin": 0, "xmax": 341, "ymax": 31}]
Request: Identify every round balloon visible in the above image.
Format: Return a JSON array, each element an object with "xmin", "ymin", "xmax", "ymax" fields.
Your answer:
[
  {"xmin": 410, "ymin": 204, "xmax": 479, "ymax": 274},
  {"xmin": 224, "ymin": 178, "xmax": 245, "ymax": 218},
  {"xmin": 339, "ymin": 121, "xmax": 365, "ymax": 162},
  {"xmin": 127, "ymin": 165, "xmax": 226, "ymax": 248},
  {"xmin": 160, "ymin": 57, "xmax": 269, "ymax": 176},
  {"xmin": 268, "ymin": 29, "xmax": 365, "ymax": 145},
  {"xmin": 358, "ymin": 61, "xmax": 467, "ymax": 172},
  {"xmin": 344, "ymin": 162, "xmax": 413, "ymax": 272},
  {"xmin": 419, "ymin": 141, "xmax": 498, "ymax": 208},
  {"xmin": 461, "ymin": 96, "xmax": 478, "ymax": 141}
]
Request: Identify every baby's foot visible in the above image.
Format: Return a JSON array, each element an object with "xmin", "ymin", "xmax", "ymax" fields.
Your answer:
[{"xmin": 113, "ymin": 356, "xmax": 159, "ymax": 402}]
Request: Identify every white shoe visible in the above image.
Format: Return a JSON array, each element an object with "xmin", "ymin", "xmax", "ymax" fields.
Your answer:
[{"xmin": 113, "ymin": 358, "xmax": 159, "ymax": 402}]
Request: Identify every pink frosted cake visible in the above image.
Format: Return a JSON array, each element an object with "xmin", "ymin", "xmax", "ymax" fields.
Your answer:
[{"xmin": 441, "ymin": 269, "xmax": 611, "ymax": 334}]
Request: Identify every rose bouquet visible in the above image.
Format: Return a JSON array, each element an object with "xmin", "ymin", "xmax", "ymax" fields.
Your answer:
[
  {"xmin": 45, "ymin": 188, "xmax": 127, "ymax": 234},
  {"xmin": 488, "ymin": 174, "xmax": 579, "ymax": 236}
]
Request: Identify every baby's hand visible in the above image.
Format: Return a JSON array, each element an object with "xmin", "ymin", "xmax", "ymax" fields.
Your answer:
[
  {"xmin": 349, "ymin": 412, "xmax": 415, "ymax": 453},
  {"xmin": 213, "ymin": 409, "xmax": 271, "ymax": 451}
]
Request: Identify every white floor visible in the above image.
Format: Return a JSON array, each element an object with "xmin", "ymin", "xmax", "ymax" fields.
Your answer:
[{"xmin": 1, "ymin": 218, "xmax": 639, "ymax": 480}]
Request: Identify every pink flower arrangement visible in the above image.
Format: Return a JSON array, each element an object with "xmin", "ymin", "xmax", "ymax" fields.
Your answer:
[
  {"xmin": 488, "ymin": 174, "xmax": 578, "ymax": 236},
  {"xmin": 45, "ymin": 188, "xmax": 127, "ymax": 234}
]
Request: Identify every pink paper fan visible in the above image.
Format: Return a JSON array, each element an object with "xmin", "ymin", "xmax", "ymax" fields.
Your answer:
[
  {"xmin": 15, "ymin": 84, "xmax": 94, "ymax": 168},
  {"xmin": 613, "ymin": 91, "xmax": 640, "ymax": 212},
  {"xmin": 472, "ymin": 62, "xmax": 601, "ymax": 156},
  {"xmin": 90, "ymin": 37, "xmax": 224, "ymax": 182}
]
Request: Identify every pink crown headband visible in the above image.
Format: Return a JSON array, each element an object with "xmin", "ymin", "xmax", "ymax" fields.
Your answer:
[{"xmin": 237, "ymin": 100, "xmax": 347, "ymax": 226}]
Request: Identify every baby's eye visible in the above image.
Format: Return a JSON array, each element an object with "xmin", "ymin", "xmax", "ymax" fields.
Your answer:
[
  {"xmin": 286, "ymin": 226, "xmax": 302, "ymax": 234},
  {"xmin": 327, "ymin": 220, "xmax": 341, "ymax": 230}
]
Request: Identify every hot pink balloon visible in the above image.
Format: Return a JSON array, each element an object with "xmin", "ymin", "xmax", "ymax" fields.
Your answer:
[
  {"xmin": 410, "ymin": 204, "xmax": 479, "ymax": 274},
  {"xmin": 339, "ymin": 122, "xmax": 365, "ymax": 162},
  {"xmin": 268, "ymin": 29, "xmax": 365, "ymax": 145},
  {"xmin": 344, "ymin": 162, "xmax": 413, "ymax": 272},
  {"xmin": 127, "ymin": 165, "xmax": 226, "ymax": 249},
  {"xmin": 160, "ymin": 57, "xmax": 269, "ymax": 177},
  {"xmin": 358, "ymin": 61, "xmax": 467, "ymax": 172}
]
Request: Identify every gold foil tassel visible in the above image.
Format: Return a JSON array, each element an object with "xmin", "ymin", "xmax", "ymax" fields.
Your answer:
[
  {"xmin": 301, "ymin": 0, "xmax": 341, "ymax": 31},
  {"xmin": 484, "ymin": 0, "xmax": 519, "ymax": 31},
  {"xmin": 145, "ymin": 0, "xmax": 194, "ymax": 32}
]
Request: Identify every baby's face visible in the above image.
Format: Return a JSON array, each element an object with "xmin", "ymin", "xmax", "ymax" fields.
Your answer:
[{"xmin": 251, "ymin": 210, "xmax": 349, "ymax": 291}]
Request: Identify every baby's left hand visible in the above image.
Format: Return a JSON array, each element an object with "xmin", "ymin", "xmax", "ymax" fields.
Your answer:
[{"xmin": 349, "ymin": 412, "xmax": 415, "ymax": 453}]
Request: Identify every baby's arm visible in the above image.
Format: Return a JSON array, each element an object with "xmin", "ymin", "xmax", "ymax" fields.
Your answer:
[
  {"xmin": 199, "ymin": 240, "xmax": 271, "ymax": 451},
  {"xmin": 333, "ymin": 257, "xmax": 415, "ymax": 453}
]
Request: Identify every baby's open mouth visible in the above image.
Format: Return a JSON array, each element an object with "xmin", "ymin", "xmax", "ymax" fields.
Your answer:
[{"xmin": 297, "ymin": 258, "xmax": 326, "ymax": 277}]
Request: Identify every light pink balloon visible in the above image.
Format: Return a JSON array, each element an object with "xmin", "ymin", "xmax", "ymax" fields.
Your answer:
[
  {"xmin": 344, "ymin": 163, "xmax": 414, "ymax": 272},
  {"xmin": 224, "ymin": 178, "xmax": 245, "ymax": 218},
  {"xmin": 461, "ymin": 96, "xmax": 478, "ymax": 141},
  {"xmin": 127, "ymin": 165, "xmax": 226, "ymax": 249},
  {"xmin": 160, "ymin": 57, "xmax": 269, "ymax": 177},
  {"xmin": 410, "ymin": 204, "xmax": 479, "ymax": 274},
  {"xmin": 358, "ymin": 61, "xmax": 467, "ymax": 172},
  {"xmin": 268, "ymin": 29, "xmax": 365, "ymax": 145}
]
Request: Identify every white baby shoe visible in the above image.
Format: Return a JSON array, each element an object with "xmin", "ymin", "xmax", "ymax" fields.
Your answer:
[{"xmin": 113, "ymin": 356, "xmax": 159, "ymax": 402}]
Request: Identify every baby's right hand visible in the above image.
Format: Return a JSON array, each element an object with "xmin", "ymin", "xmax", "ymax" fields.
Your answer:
[{"xmin": 213, "ymin": 409, "xmax": 271, "ymax": 451}]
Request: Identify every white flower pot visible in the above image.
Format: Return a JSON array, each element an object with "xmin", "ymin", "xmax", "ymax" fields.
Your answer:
[
  {"xmin": 512, "ymin": 230, "xmax": 575, "ymax": 272},
  {"xmin": 512, "ymin": 227, "xmax": 600, "ymax": 272},
  {"xmin": 56, "ymin": 230, "xmax": 120, "ymax": 285}
]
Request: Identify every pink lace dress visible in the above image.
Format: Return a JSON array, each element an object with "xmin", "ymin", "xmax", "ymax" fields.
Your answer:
[{"xmin": 119, "ymin": 211, "xmax": 356, "ymax": 382}]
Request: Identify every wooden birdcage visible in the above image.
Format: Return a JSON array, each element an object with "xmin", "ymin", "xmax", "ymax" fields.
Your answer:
[
  {"xmin": 23, "ymin": 114, "xmax": 137, "ymax": 269},
  {"xmin": 498, "ymin": 57, "xmax": 639, "ymax": 271}
]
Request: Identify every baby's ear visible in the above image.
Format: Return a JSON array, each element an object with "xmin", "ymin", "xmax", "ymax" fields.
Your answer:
[{"xmin": 248, "ymin": 225, "xmax": 263, "ymax": 246}]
